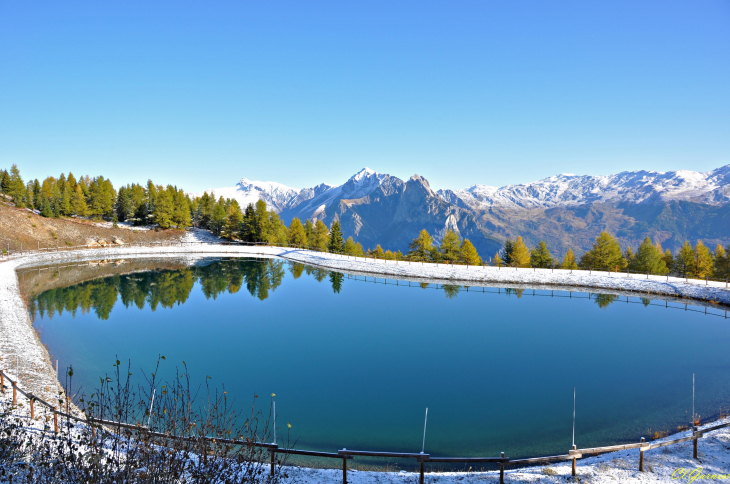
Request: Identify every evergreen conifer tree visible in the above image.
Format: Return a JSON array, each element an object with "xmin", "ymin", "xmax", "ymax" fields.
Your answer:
[
  {"xmin": 8, "ymin": 164, "xmax": 25, "ymax": 207},
  {"xmin": 304, "ymin": 219, "xmax": 315, "ymax": 245},
  {"xmin": 240, "ymin": 203, "xmax": 256, "ymax": 241},
  {"xmin": 624, "ymin": 246, "xmax": 635, "ymax": 271},
  {"xmin": 407, "ymin": 229, "xmax": 434, "ymax": 261},
  {"xmin": 328, "ymin": 220, "xmax": 345, "ymax": 253},
  {"xmin": 693, "ymin": 241, "xmax": 714, "ymax": 278},
  {"xmin": 662, "ymin": 249, "xmax": 675, "ymax": 274},
  {"xmin": 439, "ymin": 229, "xmax": 462, "ymax": 263},
  {"xmin": 153, "ymin": 189, "xmax": 174, "ymax": 229},
  {"xmin": 460, "ymin": 239, "xmax": 482, "ymax": 265},
  {"xmin": 343, "ymin": 236, "xmax": 360, "ymax": 255},
  {"xmin": 40, "ymin": 192, "xmax": 53, "ymax": 217},
  {"xmin": 371, "ymin": 245, "xmax": 385, "ymax": 258},
  {"xmin": 502, "ymin": 238, "xmax": 514, "ymax": 266},
  {"xmin": 530, "ymin": 240, "xmax": 553, "ymax": 268},
  {"xmin": 71, "ymin": 184, "xmax": 88, "ymax": 216},
  {"xmin": 632, "ymin": 237, "xmax": 668, "ymax": 274},
  {"xmin": 31, "ymin": 180, "xmax": 42, "ymax": 210},
  {"xmin": 561, "ymin": 248, "xmax": 578, "ymax": 269},
  {"xmin": 0, "ymin": 169, "xmax": 9, "ymax": 195},
  {"xmin": 225, "ymin": 200, "xmax": 243, "ymax": 237},
  {"xmin": 288, "ymin": 217, "xmax": 308, "ymax": 246},
  {"xmin": 60, "ymin": 183, "xmax": 72, "ymax": 216},
  {"xmin": 714, "ymin": 245, "xmax": 729, "ymax": 279},
  {"xmin": 510, "ymin": 236, "xmax": 531, "ymax": 267},
  {"xmin": 579, "ymin": 231, "xmax": 626, "ymax": 270},
  {"xmin": 174, "ymin": 190, "xmax": 192, "ymax": 228},
  {"xmin": 676, "ymin": 241, "xmax": 694, "ymax": 276},
  {"xmin": 313, "ymin": 220, "xmax": 329, "ymax": 251},
  {"xmin": 210, "ymin": 197, "xmax": 227, "ymax": 235}
]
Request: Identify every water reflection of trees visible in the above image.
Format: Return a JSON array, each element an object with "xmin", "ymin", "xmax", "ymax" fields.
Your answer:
[
  {"xmin": 29, "ymin": 256, "xmax": 638, "ymax": 321},
  {"xmin": 30, "ymin": 259, "xmax": 297, "ymax": 321}
]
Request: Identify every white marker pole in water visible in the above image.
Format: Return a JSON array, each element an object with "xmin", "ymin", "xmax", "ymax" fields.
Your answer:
[
  {"xmin": 572, "ymin": 387, "xmax": 576, "ymax": 448},
  {"xmin": 421, "ymin": 407, "xmax": 428, "ymax": 454}
]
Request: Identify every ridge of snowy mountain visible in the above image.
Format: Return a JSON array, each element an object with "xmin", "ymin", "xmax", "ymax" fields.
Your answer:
[
  {"xmin": 439, "ymin": 165, "xmax": 730, "ymax": 209},
  {"xmin": 196, "ymin": 164, "xmax": 730, "ymax": 214},
  {"xmin": 192, "ymin": 168, "xmax": 391, "ymax": 214}
]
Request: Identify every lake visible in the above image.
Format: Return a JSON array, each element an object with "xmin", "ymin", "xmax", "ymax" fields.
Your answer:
[{"xmin": 25, "ymin": 257, "xmax": 730, "ymax": 467}]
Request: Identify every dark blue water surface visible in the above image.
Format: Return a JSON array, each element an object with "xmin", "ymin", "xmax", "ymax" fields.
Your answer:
[{"xmin": 28, "ymin": 258, "xmax": 730, "ymax": 461}]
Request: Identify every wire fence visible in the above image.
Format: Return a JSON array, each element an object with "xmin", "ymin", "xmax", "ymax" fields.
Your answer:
[{"xmin": 1, "ymin": 368, "xmax": 728, "ymax": 484}]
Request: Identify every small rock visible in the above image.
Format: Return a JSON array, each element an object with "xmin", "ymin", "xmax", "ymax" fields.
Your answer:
[{"xmin": 112, "ymin": 236, "xmax": 124, "ymax": 245}]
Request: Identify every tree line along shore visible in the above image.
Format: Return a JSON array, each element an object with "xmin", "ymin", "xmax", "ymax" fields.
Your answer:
[{"xmin": 2, "ymin": 164, "xmax": 729, "ymax": 280}]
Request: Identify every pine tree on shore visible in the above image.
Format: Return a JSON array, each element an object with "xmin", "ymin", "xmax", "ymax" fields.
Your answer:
[
  {"xmin": 693, "ymin": 241, "xmax": 714, "ymax": 278},
  {"xmin": 492, "ymin": 252, "xmax": 503, "ymax": 267},
  {"xmin": 439, "ymin": 229, "xmax": 462, "ymax": 263},
  {"xmin": 675, "ymin": 241, "xmax": 694, "ymax": 276},
  {"xmin": 407, "ymin": 229, "xmax": 434, "ymax": 261},
  {"xmin": 632, "ymin": 237, "xmax": 668, "ymax": 274},
  {"xmin": 579, "ymin": 231, "xmax": 626, "ymax": 271},
  {"xmin": 288, "ymin": 218, "xmax": 308, "ymax": 247},
  {"xmin": 530, "ymin": 240, "xmax": 553, "ymax": 268},
  {"xmin": 510, "ymin": 236, "xmax": 531, "ymax": 268},
  {"xmin": 460, "ymin": 239, "xmax": 482, "ymax": 265},
  {"xmin": 328, "ymin": 220, "xmax": 345, "ymax": 253},
  {"xmin": 561, "ymin": 248, "xmax": 578, "ymax": 270},
  {"xmin": 313, "ymin": 220, "xmax": 329, "ymax": 251},
  {"xmin": 71, "ymin": 184, "xmax": 88, "ymax": 216}
]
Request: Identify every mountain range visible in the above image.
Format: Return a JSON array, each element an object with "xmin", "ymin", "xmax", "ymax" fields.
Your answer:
[{"xmin": 193, "ymin": 165, "xmax": 730, "ymax": 258}]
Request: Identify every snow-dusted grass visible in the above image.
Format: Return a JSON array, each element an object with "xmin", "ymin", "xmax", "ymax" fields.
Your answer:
[{"xmin": 1, "ymin": 234, "xmax": 729, "ymax": 482}]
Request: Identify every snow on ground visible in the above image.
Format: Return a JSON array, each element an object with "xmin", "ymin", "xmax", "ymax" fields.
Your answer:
[{"xmin": 1, "ymin": 236, "xmax": 729, "ymax": 482}]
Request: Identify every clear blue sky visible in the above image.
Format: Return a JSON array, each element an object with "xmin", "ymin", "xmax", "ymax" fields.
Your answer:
[{"xmin": 1, "ymin": 1, "xmax": 729, "ymax": 191}]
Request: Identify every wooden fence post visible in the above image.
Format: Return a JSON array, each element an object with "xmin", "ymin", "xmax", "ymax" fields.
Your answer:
[
  {"xmin": 1, "ymin": 372, "xmax": 4, "ymax": 393},
  {"xmin": 572, "ymin": 445, "xmax": 577, "ymax": 476},
  {"xmin": 693, "ymin": 427, "xmax": 698, "ymax": 459},
  {"xmin": 54, "ymin": 408, "xmax": 58, "ymax": 434},
  {"xmin": 30, "ymin": 396, "xmax": 34, "ymax": 419},
  {"xmin": 639, "ymin": 437, "xmax": 645, "ymax": 471},
  {"xmin": 342, "ymin": 457, "xmax": 347, "ymax": 484},
  {"xmin": 270, "ymin": 449, "xmax": 275, "ymax": 477},
  {"xmin": 419, "ymin": 460, "xmax": 425, "ymax": 484},
  {"xmin": 12, "ymin": 382, "xmax": 16, "ymax": 406},
  {"xmin": 500, "ymin": 452, "xmax": 505, "ymax": 484}
]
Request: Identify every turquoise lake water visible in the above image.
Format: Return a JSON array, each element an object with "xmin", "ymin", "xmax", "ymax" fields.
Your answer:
[{"xmin": 28, "ymin": 258, "xmax": 730, "ymax": 464}]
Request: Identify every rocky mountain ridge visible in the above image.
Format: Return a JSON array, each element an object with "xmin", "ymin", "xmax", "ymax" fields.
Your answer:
[{"xmin": 192, "ymin": 165, "xmax": 730, "ymax": 256}]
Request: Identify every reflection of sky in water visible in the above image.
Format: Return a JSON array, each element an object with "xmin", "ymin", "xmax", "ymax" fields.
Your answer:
[{"xmin": 30, "ymin": 258, "xmax": 730, "ymax": 460}]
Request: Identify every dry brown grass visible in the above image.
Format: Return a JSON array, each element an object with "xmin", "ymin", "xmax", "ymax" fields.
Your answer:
[{"xmin": 0, "ymin": 202, "xmax": 181, "ymax": 251}]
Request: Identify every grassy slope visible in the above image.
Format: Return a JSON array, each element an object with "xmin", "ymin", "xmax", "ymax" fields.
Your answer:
[{"xmin": 0, "ymin": 201, "xmax": 181, "ymax": 252}]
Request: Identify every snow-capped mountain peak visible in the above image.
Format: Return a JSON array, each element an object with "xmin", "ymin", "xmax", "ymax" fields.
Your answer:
[{"xmin": 437, "ymin": 165, "xmax": 730, "ymax": 210}]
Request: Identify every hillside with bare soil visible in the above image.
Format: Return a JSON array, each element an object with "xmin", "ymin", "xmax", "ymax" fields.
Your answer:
[{"xmin": 0, "ymin": 201, "xmax": 182, "ymax": 252}]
